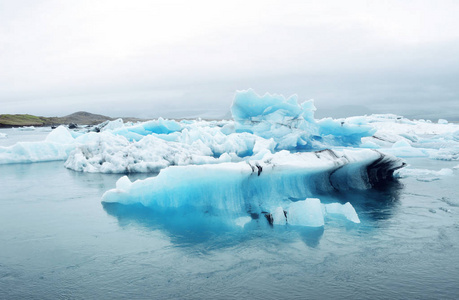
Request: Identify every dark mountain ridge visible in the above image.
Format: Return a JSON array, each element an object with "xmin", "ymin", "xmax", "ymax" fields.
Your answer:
[{"xmin": 0, "ymin": 111, "xmax": 145, "ymax": 128}]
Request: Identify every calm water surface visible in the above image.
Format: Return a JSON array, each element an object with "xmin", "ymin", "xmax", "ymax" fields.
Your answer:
[{"xmin": 1, "ymin": 130, "xmax": 458, "ymax": 299}]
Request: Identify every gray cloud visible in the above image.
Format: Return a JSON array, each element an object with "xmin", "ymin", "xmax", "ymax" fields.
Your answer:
[{"xmin": 1, "ymin": 0, "xmax": 459, "ymax": 120}]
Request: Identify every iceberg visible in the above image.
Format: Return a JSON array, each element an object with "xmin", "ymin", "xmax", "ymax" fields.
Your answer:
[
  {"xmin": 1, "ymin": 89, "xmax": 425, "ymax": 231},
  {"xmin": 0, "ymin": 126, "xmax": 76, "ymax": 164},
  {"xmin": 102, "ymin": 149, "xmax": 403, "ymax": 226},
  {"xmin": 353, "ymin": 114, "xmax": 459, "ymax": 162},
  {"xmin": 64, "ymin": 132, "xmax": 231, "ymax": 173},
  {"xmin": 394, "ymin": 167, "xmax": 454, "ymax": 182},
  {"xmin": 63, "ymin": 129, "xmax": 275, "ymax": 173},
  {"xmin": 231, "ymin": 89, "xmax": 375, "ymax": 150},
  {"xmin": 0, "ymin": 132, "xmax": 7, "ymax": 139},
  {"xmin": 1, "ymin": 90, "xmax": 458, "ymax": 168},
  {"xmin": 324, "ymin": 202, "xmax": 360, "ymax": 224}
]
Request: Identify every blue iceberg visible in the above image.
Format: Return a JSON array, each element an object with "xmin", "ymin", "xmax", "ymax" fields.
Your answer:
[{"xmin": 102, "ymin": 149, "xmax": 404, "ymax": 227}]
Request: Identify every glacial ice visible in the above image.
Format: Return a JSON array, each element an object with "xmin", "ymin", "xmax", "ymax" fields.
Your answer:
[
  {"xmin": 286, "ymin": 199, "xmax": 324, "ymax": 227},
  {"xmin": 0, "ymin": 126, "xmax": 76, "ymax": 164},
  {"xmin": 2, "ymin": 89, "xmax": 458, "ymax": 169},
  {"xmin": 102, "ymin": 149, "xmax": 401, "ymax": 227},
  {"xmin": 3, "ymin": 88, "xmax": 459, "ymax": 229},
  {"xmin": 0, "ymin": 133, "xmax": 7, "ymax": 139},
  {"xmin": 237, "ymin": 199, "xmax": 360, "ymax": 228},
  {"xmin": 231, "ymin": 89, "xmax": 375, "ymax": 150}
]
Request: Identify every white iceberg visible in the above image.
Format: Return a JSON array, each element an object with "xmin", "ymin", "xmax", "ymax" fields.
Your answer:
[
  {"xmin": 0, "ymin": 126, "xmax": 76, "ymax": 164},
  {"xmin": 394, "ymin": 167, "xmax": 454, "ymax": 182}
]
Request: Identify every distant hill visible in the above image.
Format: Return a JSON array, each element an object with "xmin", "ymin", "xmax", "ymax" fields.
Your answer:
[
  {"xmin": 0, "ymin": 112, "xmax": 117, "ymax": 128},
  {"xmin": 56, "ymin": 111, "xmax": 114, "ymax": 125}
]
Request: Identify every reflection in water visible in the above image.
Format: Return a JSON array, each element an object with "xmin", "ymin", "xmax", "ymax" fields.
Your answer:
[
  {"xmin": 68, "ymin": 170, "xmax": 158, "ymax": 192},
  {"xmin": 103, "ymin": 202, "xmax": 238, "ymax": 246},
  {"xmin": 331, "ymin": 180, "xmax": 403, "ymax": 224},
  {"xmin": 2, "ymin": 152, "xmax": 458, "ymax": 300},
  {"xmin": 102, "ymin": 181, "xmax": 403, "ymax": 248},
  {"xmin": 297, "ymin": 227, "xmax": 325, "ymax": 248}
]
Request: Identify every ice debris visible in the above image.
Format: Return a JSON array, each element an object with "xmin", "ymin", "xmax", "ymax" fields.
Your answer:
[{"xmin": 265, "ymin": 199, "xmax": 360, "ymax": 228}]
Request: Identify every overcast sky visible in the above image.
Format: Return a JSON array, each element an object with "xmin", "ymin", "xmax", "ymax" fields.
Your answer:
[{"xmin": 1, "ymin": 0, "xmax": 459, "ymax": 120}]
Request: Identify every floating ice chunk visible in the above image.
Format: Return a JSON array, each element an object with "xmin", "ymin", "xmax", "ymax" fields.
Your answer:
[
  {"xmin": 65, "ymin": 120, "xmax": 281, "ymax": 173},
  {"xmin": 232, "ymin": 88, "xmax": 312, "ymax": 123},
  {"xmin": 378, "ymin": 139, "xmax": 427, "ymax": 158},
  {"xmin": 0, "ymin": 133, "xmax": 7, "ymax": 139},
  {"xmin": 116, "ymin": 175, "xmax": 133, "ymax": 190},
  {"xmin": 100, "ymin": 118, "xmax": 125, "ymax": 132},
  {"xmin": 120, "ymin": 118, "xmax": 181, "ymax": 136},
  {"xmin": 18, "ymin": 126, "xmax": 35, "ymax": 131},
  {"xmin": 270, "ymin": 200, "xmax": 360, "ymax": 226},
  {"xmin": 395, "ymin": 167, "xmax": 453, "ymax": 182},
  {"xmin": 102, "ymin": 149, "xmax": 404, "ymax": 220},
  {"xmin": 392, "ymin": 140, "xmax": 411, "ymax": 148},
  {"xmin": 317, "ymin": 117, "xmax": 376, "ymax": 146},
  {"xmin": 235, "ymin": 216, "xmax": 252, "ymax": 228},
  {"xmin": 45, "ymin": 126, "xmax": 75, "ymax": 144},
  {"xmin": 64, "ymin": 131, "xmax": 244, "ymax": 173},
  {"xmin": 0, "ymin": 141, "xmax": 76, "ymax": 164},
  {"xmin": 454, "ymin": 164, "xmax": 459, "ymax": 169},
  {"xmin": 428, "ymin": 148, "xmax": 459, "ymax": 161},
  {"xmin": 287, "ymin": 198, "xmax": 324, "ymax": 227},
  {"xmin": 324, "ymin": 202, "xmax": 360, "ymax": 223},
  {"xmin": 231, "ymin": 89, "xmax": 317, "ymax": 149},
  {"xmin": 0, "ymin": 126, "xmax": 77, "ymax": 164},
  {"xmin": 438, "ymin": 119, "xmax": 448, "ymax": 124}
]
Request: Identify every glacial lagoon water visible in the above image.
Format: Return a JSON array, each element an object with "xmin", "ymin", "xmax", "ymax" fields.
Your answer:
[{"xmin": 1, "ymin": 129, "xmax": 459, "ymax": 299}]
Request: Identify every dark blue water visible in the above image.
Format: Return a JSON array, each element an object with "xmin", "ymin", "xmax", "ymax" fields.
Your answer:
[{"xmin": 1, "ymin": 137, "xmax": 459, "ymax": 299}]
